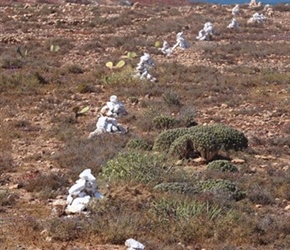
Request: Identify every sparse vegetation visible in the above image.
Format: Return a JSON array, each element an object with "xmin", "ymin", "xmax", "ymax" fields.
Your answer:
[{"xmin": 1, "ymin": 0, "xmax": 290, "ymax": 249}]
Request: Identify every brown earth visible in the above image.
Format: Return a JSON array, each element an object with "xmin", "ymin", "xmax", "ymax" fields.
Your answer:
[{"xmin": 0, "ymin": 0, "xmax": 290, "ymax": 249}]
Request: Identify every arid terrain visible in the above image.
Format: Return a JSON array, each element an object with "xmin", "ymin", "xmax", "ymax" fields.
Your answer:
[{"xmin": 0, "ymin": 0, "xmax": 290, "ymax": 249}]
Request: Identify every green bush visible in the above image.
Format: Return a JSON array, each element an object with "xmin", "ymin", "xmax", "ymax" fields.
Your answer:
[
  {"xmin": 149, "ymin": 196, "xmax": 223, "ymax": 221},
  {"xmin": 200, "ymin": 179, "xmax": 237, "ymax": 193},
  {"xmin": 210, "ymin": 124, "xmax": 248, "ymax": 151},
  {"xmin": 153, "ymin": 182, "xmax": 201, "ymax": 195},
  {"xmin": 153, "ymin": 115, "xmax": 177, "ymax": 130},
  {"xmin": 100, "ymin": 152, "xmax": 170, "ymax": 184},
  {"xmin": 126, "ymin": 138, "xmax": 152, "ymax": 151},
  {"xmin": 153, "ymin": 124, "xmax": 248, "ymax": 161},
  {"xmin": 153, "ymin": 179, "xmax": 246, "ymax": 201},
  {"xmin": 200, "ymin": 179, "xmax": 246, "ymax": 201},
  {"xmin": 153, "ymin": 127, "xmax": 190, "ymax": 153},
  {"xmin": 207, "ymin": 160, "xmax": 239, "ymax": 172}
]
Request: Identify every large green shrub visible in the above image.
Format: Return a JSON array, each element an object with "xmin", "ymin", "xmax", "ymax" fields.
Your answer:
[
  {"xmin": 153, "ymin": 124, "xmax": 248, "ymax": 161},
  {"xmin": 152, "ymin": 127, "xmax": 191, "ymax": 153},
  {"xmin": 210, "ymin": 124, "xmax": 248, "ymax": 151}
]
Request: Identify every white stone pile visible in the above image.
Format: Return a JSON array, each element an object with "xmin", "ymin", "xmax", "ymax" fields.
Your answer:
[
  {"xmin": 125, "ymin": 238, "xmax": 145, "ymax": 250},
  {"xmin": 172, "ymin": 31, "xmax": 189, "ymax": 50},
  {"xmin": 134, "ymin": 52, "xmax": 157, "ymax": 82},
  {"xmin": 65, "ymin": 169, "xmax": 103, "ymax": 214},
  {"xmin": 159, "ymin": 41, "xmax": 173, "ymax": 56},
  {"xmin": 88, "ymin": 115, "xmax": 127, "ymax": 138},
  {"xmin": 248, "ymin": 12, "xmax": 267, "ymax": 24},
  {"xmin": 249, "ymin": 0, "xmax": 263, "ymax": 8},
  {"xmin": 227, "ymin": 18, "xmax": 239, "ymax": 29},
  {"xmin": 100, "ymin": 95, "xmax": 128, "ymax": 118},
  {"xmin": 232, "ymin": 4, "xmax": 240, "ymax": 16},
  {"xmin": 196, "ymin": 22, "xmax": 215, "ymax": 41}
]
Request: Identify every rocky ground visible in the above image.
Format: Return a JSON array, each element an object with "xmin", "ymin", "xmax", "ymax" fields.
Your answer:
[{"xmin": 0, "ymin": 0, "xmax": 290, "ymax": 249}]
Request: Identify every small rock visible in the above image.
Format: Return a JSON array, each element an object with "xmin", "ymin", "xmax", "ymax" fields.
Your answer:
[
  {"xmin": 256, "ymin": 204, "xmax": 262, "ymax": 208},
  {"xmin": 231, "ymin": 158, "xmax": 245, "ymax": 164},
  {"xmin": 192, "ymin": 157, "xmax": 206, "ymax": 163},
  {"xmin": 284, "ymin": 205, "xmax": 290, "ymax": 211}
]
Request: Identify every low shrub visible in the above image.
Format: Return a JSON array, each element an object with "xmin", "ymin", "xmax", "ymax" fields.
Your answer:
[
  {"xmin": 126, "ymin": 138, "xmax": 152, "ymax": 151},
  {"xmin": 48, "ymin": 217, "xmax": 82, "ymax": 241},
  {"xmin": 162, "ymin": 90, "xmax": 182, "ymax": 107},
  {"xmin": 0, "ymin": 190, "xmax": 18, "ymax": 206},
  {"xmin": 24, "ymin": 173, "xmax": 69, "ymax": 199},
  {"xmin": 100, "ymin": 152, "xmax": 170, "ymax": 185},
  {"xmin": 248, "ymin": 186, "xmax": 274, "ymax": 205},
  {"xmin": 153, "ymin": 182, "xmax": 201, "ymax": 195},
  {"xmin": 153, "ymin": 115, "xmax": 177, "ymax": 130},
  {"xmin": 207, "ymin": 160, "xmax": 239, "ymax": 172},
  {"xmin": 149, "ymin": 196, "xmax": 223, "ymax": 221}
]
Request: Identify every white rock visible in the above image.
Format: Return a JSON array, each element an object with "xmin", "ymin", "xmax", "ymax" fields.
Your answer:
[
  {"xmin": 65, "ymin": 195, "xmax": 91, "ymax": 213},
  {"xmin": 125, "ymin": 238, "xmax": 145, "ymax": 250},
  {"xmin": 134, "ymin": 53, "xmax": 157, "ymax": 82},
  {"xmin": 66, "ymin": 194, "xmax": 74, "ymax": 205},
  {"xmin": 79, "ymin": 169, "xmax": 96, "ymax": 182},
  {"xmin": 232, "ymin": 4, "xmax": 239, "ymax": 16},
  {"xmin": 68, "ymin": 179, "xmax": 86, "ymax": 195},
  {"xmin": 172, "ymin": 31, "xmax": 189, "ymax": 50}
]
